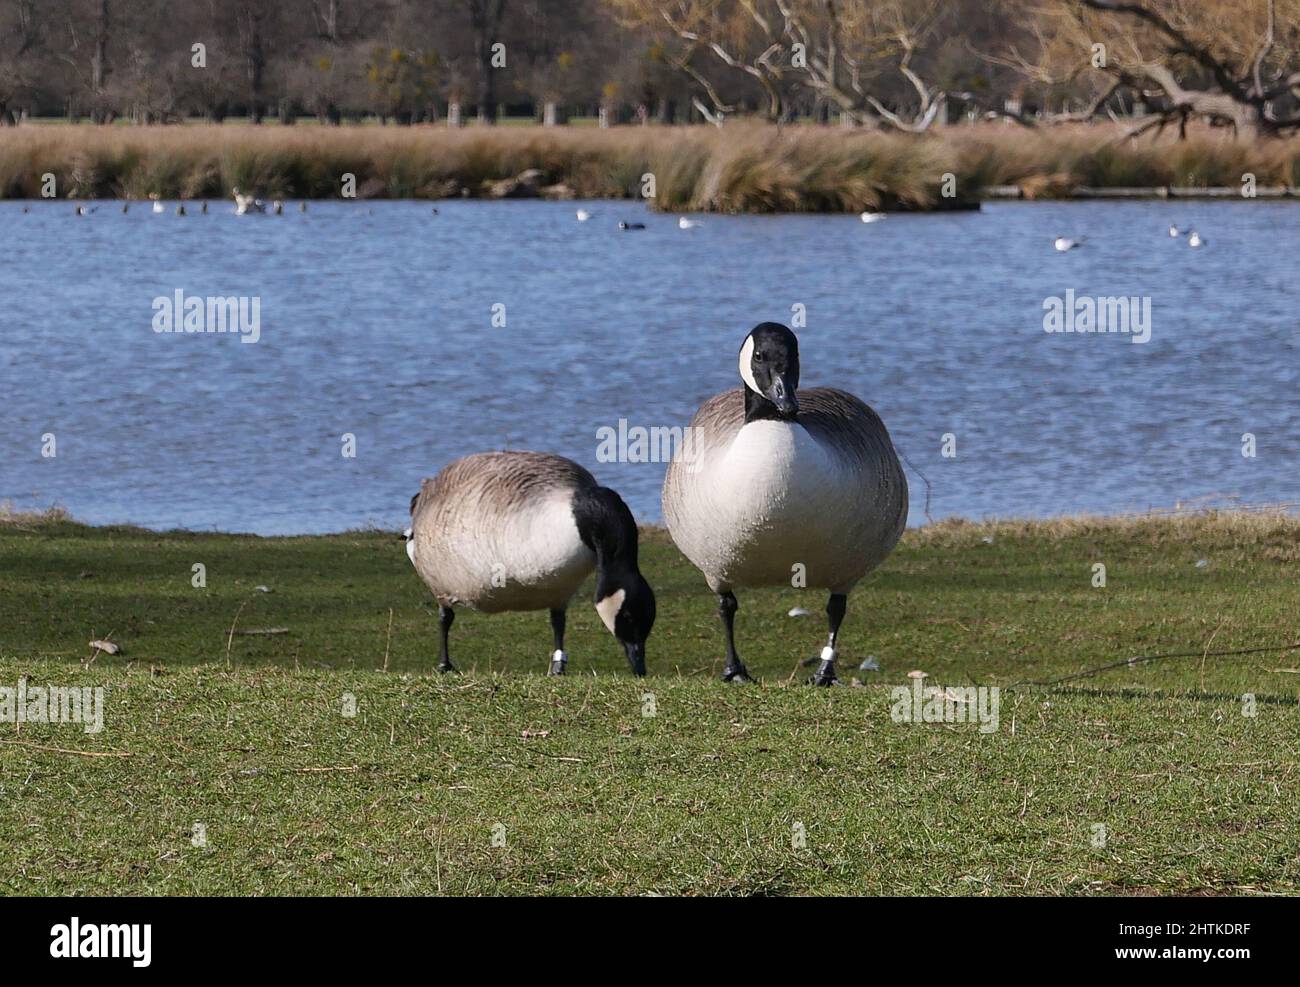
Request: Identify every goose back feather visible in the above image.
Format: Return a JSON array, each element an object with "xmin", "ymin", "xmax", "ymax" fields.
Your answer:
[{"xmin": 409, "ymin": 451, "xmax": 599, "ymax": 613}]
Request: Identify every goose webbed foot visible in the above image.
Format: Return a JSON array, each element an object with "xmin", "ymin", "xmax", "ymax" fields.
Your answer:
[
  {"xmin": 808, "ymin": 660, "xmax": 838, "ymax": 687},
  {"xmin": 722, "ymin": 661, "xmax": 756, "ymax": 684}
]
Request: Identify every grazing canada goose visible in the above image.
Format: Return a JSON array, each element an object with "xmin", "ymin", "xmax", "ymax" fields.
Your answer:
[
  {"xmin": 149, "ymin": 193, "xmax": 164, "ymax": 214},
  {"xmin": 860, "ymin": 211, "xmax": 885, "ymax": 223},
  {"xmin": 406, "ymin": 451, "xmax": 656, "ymax": 676},
  {"xmin": 1188, "ymin": 231, "xmax": 1205, "ymax": 248},
  {"xmin": 1053, "ymin": 235, "xmax": 1084, "ymax": 251},
  {"xmin": 678, "ymin": 216, "xmax": 702, "ymax": 229},
  {"xmin": 619, "ymin": 221, "xmax": 645, "ymax": 230},
  {"xmin": 663, "ymin": 323, "xmax": 907, "ymax": 686},
  {"xmin": 232, "ymin": 187, "xmax": 265, "ymax": 215}
]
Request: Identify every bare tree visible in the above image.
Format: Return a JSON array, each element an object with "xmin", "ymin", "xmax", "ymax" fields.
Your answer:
[{"xmin": 998, "ymin": 0, "xmax": 1300, "ymax": 137}]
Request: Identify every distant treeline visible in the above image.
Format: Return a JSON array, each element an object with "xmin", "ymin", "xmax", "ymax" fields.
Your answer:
[{"xmin": 3, "ymin": 2, "xmax": 1300, "ymax": 141}]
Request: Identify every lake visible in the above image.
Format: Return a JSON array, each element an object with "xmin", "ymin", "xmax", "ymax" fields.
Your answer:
[{"xmin": 1, "ymin": 198, "xmax": 1297, "ymax": 535}]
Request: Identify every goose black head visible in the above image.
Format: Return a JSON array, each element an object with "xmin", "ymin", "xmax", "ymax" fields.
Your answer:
[
  {"xmin": 739, "ymin": 322, "xmax": 800, "ymax": 420},
  {"xmin": 575, "ymin": 485, "xmax": 657, "ymax": 676},
  {"xmin": 596, "ymin": 572, "xmax": 656, "ymax": 676}
]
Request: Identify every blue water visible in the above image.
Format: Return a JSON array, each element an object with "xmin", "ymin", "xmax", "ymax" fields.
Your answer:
[{"xmin": 1, "ymin": 198, "xmax": 1297, "ymax": 534}]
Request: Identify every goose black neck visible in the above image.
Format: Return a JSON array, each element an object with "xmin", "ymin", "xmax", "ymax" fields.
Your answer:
[
  {"xmin": 744, "ymin": 387, "xmax": 791, "ymax": 424},
  {"xmin": 572, "ymin": 485, "xmax": 640, "ymax": 580}
]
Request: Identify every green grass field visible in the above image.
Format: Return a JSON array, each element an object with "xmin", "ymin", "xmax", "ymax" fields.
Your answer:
[{"xmin": 2, "ymin": 512, "xmax": 1298, "ymax": 895}]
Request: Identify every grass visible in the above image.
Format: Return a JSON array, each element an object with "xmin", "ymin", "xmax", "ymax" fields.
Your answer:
[
  {"xmin": 5, "ymin": 120, "xmax": 1300, "ymax": 211},
  {"xmin": 2, "ymin": 511, "xmax": 1298, "ymax": 895}
]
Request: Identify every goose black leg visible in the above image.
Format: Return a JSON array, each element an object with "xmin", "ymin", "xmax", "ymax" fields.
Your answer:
[
  {"xmin": 548, "ymin": 608, "xmax": 567, "ymax": 676},
  {"xmin": 437, "ymin": 605, "xmax": 456, "ymax": 673},
  {"xmin": 718, "ymin": 591, "xmax": 755, "ymax": 683},
  {"xmin": 809, "ymin": 593, "xmax": 847, "ymax": 686}
]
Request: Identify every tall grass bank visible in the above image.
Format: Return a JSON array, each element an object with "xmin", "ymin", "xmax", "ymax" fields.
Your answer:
[{"xmin": 6, "ymin": 122, "xmax": 1300, "ymax": 211}]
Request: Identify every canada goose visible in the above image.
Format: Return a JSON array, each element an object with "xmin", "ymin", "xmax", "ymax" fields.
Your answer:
[
  {"xmin": 407, "ymin": 451, "xmax": 656, "ymax": 676},
  {"xmin": 678, "ymin": 216, "xmax": 702, "ymax": 229},
  {"xmin": 232, "ymin": 187, "xmax": 265, "ymax": 215},
  {"xmin": 201, "ymin": 201, "xmax": 208, "ymax": 214},
  {"xmin": 272, "ymin": 200, "xmax": 283, "ymax": 215},
  {"xmin": 299, "ymin": 201, "xmax": 307, "ymax": 213},
  {"xmin": 176, "ymin": 203, "xmax": 186, "ymax": 216},
  {"xmin": 121, "ymin": 202, "xmax": 129, "ymax": 214},
  {"xmin": 1188, "ymin": 231, "xmax": 1205, "ymax": 248},
  {"xmin": 149, "ymin": 193, "xmax": 164, "ymax": 214},
  {"xmin": 662, "ymin": 323, "xmax": 907, "ymax": 686},
  {"xmin": 1053, "ymin": 235, "xmax": 1084, "ymax": 251},
  {"xmin": 860, "ymin": 211, "xmax": 885, "ymax": 223},
  {"xmin": 619, "ymin": 221, "xmax": 645, "ymax": 230}
]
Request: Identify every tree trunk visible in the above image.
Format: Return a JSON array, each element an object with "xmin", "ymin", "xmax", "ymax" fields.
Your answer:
[
  {"xmin": 90, "ymin": 0, "xmax": 109, "ymax": 123},
  {"xmin": 243, "ymin": 7, "xmax": 266, "ymax": 124},
  {"xmin": 469, "ymin": 0, "xmax": 506, "ymax": 124}
]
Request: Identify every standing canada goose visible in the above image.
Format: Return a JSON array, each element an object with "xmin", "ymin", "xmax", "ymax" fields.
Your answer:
[
  {"xmin": 121, "ymin": 202, "xmax": 129, "ymax": 214},
  {"xmin": 176, "ymin": 203, "xmax": 187, "ymax": 216},
  {"xmin": 662, "ymin": 323, "xmax": 907, "ymax": 686},
  {"xmin": 406, "ymin": 451, "xmax": 656, "ymax": 676},
  {"xmin": 200, "ymin": 201, "xmax": 209, "ymax": 214}
]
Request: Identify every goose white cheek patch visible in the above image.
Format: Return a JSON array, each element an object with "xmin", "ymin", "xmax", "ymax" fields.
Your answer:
[
  {"xmin": 595, "ymin": 589, "xmax": 625, "ymax": 635},
  {"xmin": 737, "ymin": 335, "xmax": 761, "ymax": 394}
]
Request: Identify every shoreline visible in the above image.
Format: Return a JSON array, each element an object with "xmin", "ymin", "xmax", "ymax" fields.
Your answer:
[{"xmin": 4, "ymin": 504, "xmax": 1298, "ymax": 539}]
